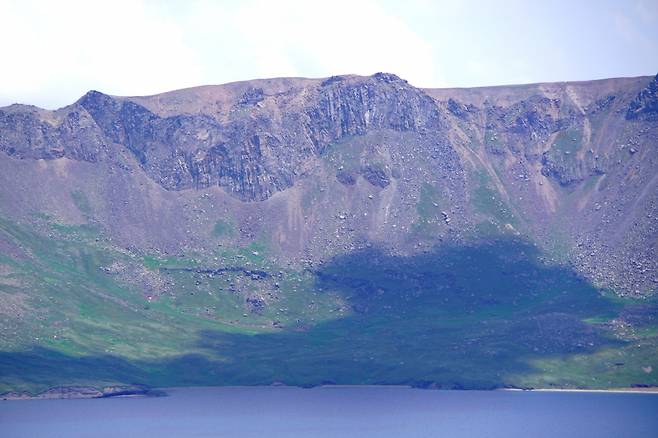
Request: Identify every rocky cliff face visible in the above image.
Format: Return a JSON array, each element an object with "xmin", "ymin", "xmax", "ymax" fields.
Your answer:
[
  {"xmin": 627, "ymin": 74, "xmax": 658, "ymax": 120},
  {"xmin": 0, "ymin": 73, "xmax": 656, "ymax": 296},
  {"xmin": 2, "ymin": 73, "xmax": 444, "ymax": 202}
]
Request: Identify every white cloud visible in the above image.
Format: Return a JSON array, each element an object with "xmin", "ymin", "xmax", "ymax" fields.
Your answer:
[
  {"xmin": 0, "ymin": 0, "xmax": 440, "ymax": 108},
  {"xmin": 635, "ymin": 0, "xmax": 658, "ymax": 23},
  {"xmin": 1, "ymin": 0, "xmax": 656, "ymax": 109},
  {"xmin": 177, "ymin": 0, "xmax": 441, "ymax": 87},
  {"xmin": 227, "ymin": 0, "xmax": 441, "ymax": 87},
  {"xmin": 0, "ymin": 0, "xmax": 203, "ymax": 108}
]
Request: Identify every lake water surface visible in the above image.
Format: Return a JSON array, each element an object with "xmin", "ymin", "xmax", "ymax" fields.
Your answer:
[{"xmin": 1, "ymin": 386, "xmax": 657, "ymax": 437}]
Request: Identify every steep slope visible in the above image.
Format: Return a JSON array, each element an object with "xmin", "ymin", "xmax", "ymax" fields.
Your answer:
[{"xmin": 0, "ymin": 73, "xmax": 656, "ymax": 394}]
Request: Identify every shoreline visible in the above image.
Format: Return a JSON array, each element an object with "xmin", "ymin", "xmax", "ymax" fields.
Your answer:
[
  {"xmin": 0, "ymin": 385, "xmax": 163, "ymax": 401},
  {"xmin": 3, "ymin": 384, "xmax": 658, "ymax": 400},
  {"xmin": 498, "ymin": 387, "xmax": 658, "ymax": 394}
]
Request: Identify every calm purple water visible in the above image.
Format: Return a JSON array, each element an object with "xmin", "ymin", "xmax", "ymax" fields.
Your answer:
[{"xmin": 1, "ymin": 386, "xmax": 657, "ymax": 437}]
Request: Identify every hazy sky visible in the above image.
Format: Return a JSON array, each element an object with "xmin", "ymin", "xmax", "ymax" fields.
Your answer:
[{"xmin": 1, "ymin": 0, "xmax": 657, "ymax": 109}]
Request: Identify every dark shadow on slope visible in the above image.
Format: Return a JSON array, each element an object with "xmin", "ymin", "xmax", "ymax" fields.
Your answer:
[
  {"xmin": 193, "ymin": 238, "xmax": 625, "ymax": 388},
  {"xmin": 0, "ymin": 238, "xmax": 635, "ymax": 391}
]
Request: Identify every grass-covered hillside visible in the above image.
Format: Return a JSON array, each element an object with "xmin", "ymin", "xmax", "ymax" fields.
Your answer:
[{"xmin": 1, "ymin": 214, "xmax": 656, "ymax": 394}]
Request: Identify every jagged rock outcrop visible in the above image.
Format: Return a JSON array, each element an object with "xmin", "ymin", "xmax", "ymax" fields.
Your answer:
[
  {"xmin": 10, "ymin": 73, "xmax": 440, "ymax": 201},
  {"xmin": 627, "ymin": 74, "xmax": 658, "ymax": 120},
  {"xmin": 306, "ymin": 73, "xmax": 443, "ymax": 151},
  {"xmin": 0, "ymin": 105, "xmax": 107, "ymax": 161}
]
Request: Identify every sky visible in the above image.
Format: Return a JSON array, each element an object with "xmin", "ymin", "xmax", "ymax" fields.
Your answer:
[{"xmin": 1, "ymin": 0, "xmax": 657, "ymax": 109}]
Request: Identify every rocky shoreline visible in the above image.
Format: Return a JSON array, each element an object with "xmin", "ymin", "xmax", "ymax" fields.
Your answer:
[
  {"xmin": 6, "ymin": 383, "xmax": 658, "ymax": 400},
  {"xmin": 0, "ymin": 385, "xmax": 165, "ymax": 401}
]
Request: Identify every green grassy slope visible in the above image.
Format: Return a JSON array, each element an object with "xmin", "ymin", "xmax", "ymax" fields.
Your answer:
[{"xmin": 0, "ymin": 214, "xmax": 656, "ymax": 394}]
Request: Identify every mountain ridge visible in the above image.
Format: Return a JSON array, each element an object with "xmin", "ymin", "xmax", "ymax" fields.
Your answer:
[{"xmin": 2, "ymin": 73, "xmax": 652, "ymax": 112}]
